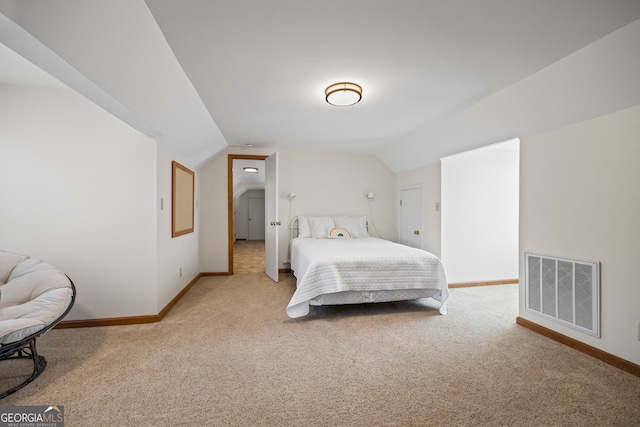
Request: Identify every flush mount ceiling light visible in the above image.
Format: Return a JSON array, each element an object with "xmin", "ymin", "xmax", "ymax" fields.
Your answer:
[
  {"xmin": 243, "ymin": 167, "xmax": 259, "ymax": 173},
  {"xmin": 325, "ymin": 82, "xmax": 362, "ymax": 106}
]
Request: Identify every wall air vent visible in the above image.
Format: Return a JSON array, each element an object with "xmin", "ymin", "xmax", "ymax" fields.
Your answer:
[{"xmin": 525, "ymin": 253, "xmax": 600, "ymax": 337}]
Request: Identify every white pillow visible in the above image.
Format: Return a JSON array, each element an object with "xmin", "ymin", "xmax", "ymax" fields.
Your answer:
[
  {"xmin": 309, "ymin": 216, "xmax": 335, "ymax": 238},
  {"xmin": 297, "ymin": 216, "xmax": 311, "ymax": 238},
  {"xmin": 333, "ymin": 216, "xmax": 369, "ymax": 237}
]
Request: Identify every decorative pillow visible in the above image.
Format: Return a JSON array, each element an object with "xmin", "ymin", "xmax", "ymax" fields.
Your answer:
[
  {"xmin": 333, "ymin": 216, "xmax": 369, "ymax": 237},
  {"xmin": 297, "ymin": 216, "xmax": 312, "ymax": 238},
  {"xmin": 309, "ymin": 216, "xmax": 335, "ymax": 238},
  {"xmin": 328, "ymin": 228, "xmax": 352, "ymax": 239}
]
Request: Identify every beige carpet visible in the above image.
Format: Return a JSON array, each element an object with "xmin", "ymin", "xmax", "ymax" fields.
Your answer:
[{"xmin": 1, "ymin": 275, "xmax": 639, "ymax": 426}]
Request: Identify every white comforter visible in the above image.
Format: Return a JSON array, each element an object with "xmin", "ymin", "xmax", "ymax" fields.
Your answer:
[{"xmin": 287, "ymin": 237, "xmax": 448, "ymax": 318}]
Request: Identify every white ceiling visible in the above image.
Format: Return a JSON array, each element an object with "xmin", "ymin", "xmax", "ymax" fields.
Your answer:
[
  {"xmin": 1, "ymin": 1, "xmax": 639, "ymax": 172},
  {"xmin": 233, "ymin": 159, "xmax": 265, "ymax": 186}
]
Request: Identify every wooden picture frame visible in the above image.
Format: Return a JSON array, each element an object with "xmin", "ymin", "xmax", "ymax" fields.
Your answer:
[{"xmin": 172, "ymin": 161, "xmax": 195, "ymax": 237}]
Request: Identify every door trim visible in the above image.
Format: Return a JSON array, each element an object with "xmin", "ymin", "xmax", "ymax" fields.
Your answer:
[{"xmin": 227, "ymin": 154, "xmax": 268, "ymax": 275}]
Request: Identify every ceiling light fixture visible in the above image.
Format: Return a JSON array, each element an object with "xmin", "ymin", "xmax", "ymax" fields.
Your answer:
[
  {"xmin": 243, "ymin": 167, "xmax": 259, "ymax": 173},
  {"xmin": 325, "ymin": 82, "xmax": 362, "ymax": 107}
]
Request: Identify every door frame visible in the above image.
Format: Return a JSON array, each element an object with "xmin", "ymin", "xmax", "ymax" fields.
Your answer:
[{"xmin": 227, "ymin": 154, "xmax": 268, "ymax": 275}]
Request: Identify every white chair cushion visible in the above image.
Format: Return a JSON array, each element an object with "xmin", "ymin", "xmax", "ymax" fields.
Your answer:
[
  {"xmin": 0, "ymin": 319, "xmax": 44, "ymax": 345},
  {"xmin": 0, "ymin": 250, "xmax": 29, "ymax": 285},
  {"xmin": 0, "ymin": 257, "xmax": 73, "ymax": 345},
  {"xmin": 2, "ymin": 259, "xmax": 70, "ymax": 306}
]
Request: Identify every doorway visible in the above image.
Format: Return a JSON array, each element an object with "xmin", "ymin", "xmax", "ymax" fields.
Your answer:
[
  {"xmin": 228, "ymin": 154, "xmax": 268, "ymax": 275},
  {"xmin": 440, "ymin": 138, "xmax": 520, "ymax": 284},
  {"xmin": 233, "ymin": 190, "xmax": 266, "ymax": 274}
]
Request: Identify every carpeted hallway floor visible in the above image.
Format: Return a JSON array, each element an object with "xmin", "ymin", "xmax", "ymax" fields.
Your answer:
[{"xmin": 233, "ymin": 239, "xmax": 265, "ymax": 274}]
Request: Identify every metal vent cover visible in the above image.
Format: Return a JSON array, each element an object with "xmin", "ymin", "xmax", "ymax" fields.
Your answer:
[{"xmin": 525, "ymin": 253, "xmax": 600, "ymax": 337}]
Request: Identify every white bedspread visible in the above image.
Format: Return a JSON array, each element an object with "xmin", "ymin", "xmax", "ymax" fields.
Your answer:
[{"xmin": 287, "ymin": 237, "xmax": 448, "ymax": 318}]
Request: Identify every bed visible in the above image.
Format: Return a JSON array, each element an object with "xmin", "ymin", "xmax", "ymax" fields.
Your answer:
[{"xmin": 286, "ymin": 216, "xmax": 448, "ymax": 318}]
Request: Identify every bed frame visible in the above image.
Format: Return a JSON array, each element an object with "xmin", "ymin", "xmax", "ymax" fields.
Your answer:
[{"xmin": 286, "ymin": 216, "xmax": 448, "ymax": 318}]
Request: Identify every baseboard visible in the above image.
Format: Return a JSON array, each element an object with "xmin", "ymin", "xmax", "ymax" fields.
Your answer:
[
  {"xmin": 56, "ymin": 315, "xmax": 160, "ymax": 328},
  {"xmin": 516, "ymin": 316, "xmax": 640, "ymax": 378},
  {"xmin": 157, "ymin": 273, "xmax": 202, "ymax": 319},
  {"xmin": 448, "ymin": 278, "xmax": 518, "ymax": 288},
  {"xmin": 56, "ymin": 273, "xmax": 205, "ymax": 329}
]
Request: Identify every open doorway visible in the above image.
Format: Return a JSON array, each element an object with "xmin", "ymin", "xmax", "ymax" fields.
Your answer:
[
  {"xmin": 440, "ymin": 138, "xmax": 520, "ymax": 285},
  {"xmin": 234, "ymin": 189, "xmax": 265, "ymax": 274},
  {"xmin": 227, "ymin": 154, "xmax": 268, "ymax": 275}
]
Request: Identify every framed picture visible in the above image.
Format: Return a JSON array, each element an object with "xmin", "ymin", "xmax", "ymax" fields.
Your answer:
[{"xmin": 172, "ymin": 161, "xmax": 195, "ymax": 237}]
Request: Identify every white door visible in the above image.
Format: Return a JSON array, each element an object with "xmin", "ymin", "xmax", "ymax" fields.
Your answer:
[
  {"xmin": 247, "ymin": 197, "xmax": 265, "ymax": 240},
  {"xmin": 265, "ymin": 153, "xmax": 279, "ymax": 282},
  {"xmin": 400, "ymin": 187, "xmax": 422, "ymax": 248}
]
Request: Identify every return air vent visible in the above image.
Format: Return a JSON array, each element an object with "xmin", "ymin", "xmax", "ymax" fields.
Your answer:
[{"xmin": 525, "ymin": 253, "xmax": 600, "ymax": 337}]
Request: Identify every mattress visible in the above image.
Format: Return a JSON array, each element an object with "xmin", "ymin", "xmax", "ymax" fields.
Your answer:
[{"xmin": 287, "ymin": 237, "xmax": 448, "ymax": 318}]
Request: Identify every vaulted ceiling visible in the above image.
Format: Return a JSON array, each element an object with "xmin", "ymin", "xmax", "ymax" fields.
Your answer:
[{"xmin": 1, "ymin": 1, "xmax": 639, "ymax": 172}]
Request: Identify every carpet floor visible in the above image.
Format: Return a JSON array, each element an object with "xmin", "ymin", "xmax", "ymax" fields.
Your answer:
[
  {"xmin": 233, "ymin": 239, "xmax": 265, "ymax": 275},
  {"xmin": 1, "ymin": 275, "xmax": 638, "ymax": 426}
]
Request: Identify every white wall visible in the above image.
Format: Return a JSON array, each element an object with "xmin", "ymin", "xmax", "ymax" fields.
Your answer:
[
  {"xmin": 0, "ymin": 84, "xmax": 200, "ymax": 319},
  {"xmin": 394, "ymin": 162, "xmax": 442, "ymax": 257},
  {"xmin": 199, "ymin": 147, "xmax": 396, "ymax": 273},
  {"xmin": 441, "ymin": 139, "xmax": 520, "ymax": 283},
  {"xmin": 520, "ymin": 105, "xmax": 640, "ymax": 365},
  {"xmin": 156, "ymin": 145, "xmax": 200, "ymax": 311},
  {"xmin": 279, "ymin": 150, "xmax": 395, "ymax": 239},
  {"xmin": 0, "ymin": 84, "xmax": 158, "ymax": 319}
]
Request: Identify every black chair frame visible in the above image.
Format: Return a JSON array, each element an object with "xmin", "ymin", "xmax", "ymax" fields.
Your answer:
[{"xmin": 0, "ymin": 277, "xmax": 76, "ymax": 399}]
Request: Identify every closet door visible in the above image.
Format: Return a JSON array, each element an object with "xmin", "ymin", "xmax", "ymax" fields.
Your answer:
[
  {"xmin": 247, "ymin": 197, "xmax": 265, "ymax": 240},
  {"xmin": 400, "ymin": 187, "xmax": 422, "ymax": 248}
]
